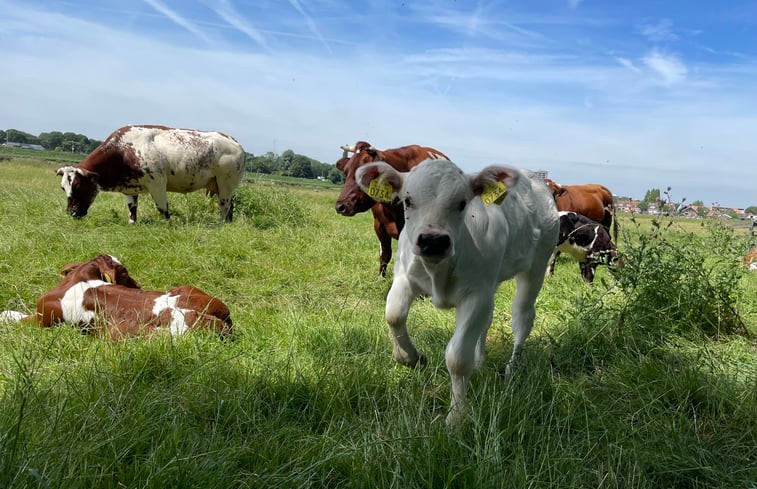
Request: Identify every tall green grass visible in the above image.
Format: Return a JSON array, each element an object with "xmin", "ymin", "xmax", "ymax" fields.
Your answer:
[{"xmin": 1, "ymin": 159, "xmax": 755, "ymax": 488}]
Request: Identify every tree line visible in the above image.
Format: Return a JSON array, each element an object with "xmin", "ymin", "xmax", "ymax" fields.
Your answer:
[
  {"xmin": 2, "ymin": 128, "xmax": 345, "ymax": 184},
  {"xmin": 1, "ymin": 129, "xmax": 102, "ymax": 153},
  {"xmin": 245, "ymin": 149, "xmax": 344, "ymax": 183}
]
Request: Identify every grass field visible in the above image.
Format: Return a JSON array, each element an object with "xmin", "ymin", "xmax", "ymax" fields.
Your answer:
[{"xmin": 1, "ymin": 158, "xmax": 755, "ymax": 488}]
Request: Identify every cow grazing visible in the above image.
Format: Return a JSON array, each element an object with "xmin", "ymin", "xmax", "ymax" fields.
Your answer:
[
  {"xmin": 57, "ymin": 125, "xmax": 246, "ymax": 223},
  {"xmin": 549, "ymin": 211, "xmax": 617, "ymax": 282},
  {"xmin": 1, "ymin": 254, "xmax": 231, "ymax": 339},
  {"xmin": 355, "ymin": 159, "xmax": 559, "ymax": 425},
  {"xmin": 335, "ymin": 141, "xmax": 449, "ymax": 276},
  {"xmin": 543, "ymin": 179, "xmax": 618, "ymax": 240}
]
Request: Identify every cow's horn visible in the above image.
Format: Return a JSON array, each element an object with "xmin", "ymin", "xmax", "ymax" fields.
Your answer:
[{"xmin": 340, "ymin": 144, "xmax": 356, "ymax": 153}]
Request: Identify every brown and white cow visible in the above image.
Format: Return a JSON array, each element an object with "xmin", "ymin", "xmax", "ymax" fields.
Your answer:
[
  {"xmin": 355, "ymin": 159, "xmax": 559, "ymax": 425},
  {"xmin": 0, "ymin": 254, "xmax": 232, "ymax": 339},
  {"xmin": 745, "ymin": 247, "xmax": 757, "ymax": 271},
  {"xmin": 543, "ymin": 178, "xmax": 618, "ymax": 241},
  {"xmin": 548, "ymin": 211, "xmax": 618, "ymax": 282},
  {"xmin": 57, "ymin": 125, "xmax": 246, "ymax": 223},
  {"xmin": 335, "ymin": 141, "xmax": 449, "ymax": 276}
]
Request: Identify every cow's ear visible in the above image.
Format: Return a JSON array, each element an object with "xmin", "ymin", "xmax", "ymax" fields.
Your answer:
[
  {"xmin": 471, "ymin": 165, "xmax": 519, "ymax": 198},
  {"xmin": 59, "ymin": 261, "xmax": 83, "ymax": 276},
  {"xmin": 56, "ymin": 167, "xmax": 64, "ymax": 176},
  {"xmin": 355, "ymin": 162, "xmax": 404, "ymax": 203}
]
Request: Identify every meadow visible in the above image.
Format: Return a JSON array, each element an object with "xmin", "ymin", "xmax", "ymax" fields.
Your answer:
[{"xmin": 0, "ymin": 158, "xmax": 755, "ymax": 488}]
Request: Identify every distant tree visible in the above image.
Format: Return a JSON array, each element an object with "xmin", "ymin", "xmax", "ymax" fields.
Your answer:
[
  {"xmin": 246, "ymin": 153, "xmax": 277, "ymax": 174},
  {"xmin": 643, "ymin": 188, "xmax": 660, "ymax": 202},
  {"xmin": 6, "ymin": 129, "xmax": 37, "ymax": 144},
  {"xmin": 697, "ymin": 207, "xmax": 708, "ymax": 217},
  {"xmin": 614, "ymin": 195, "xmax": 633, "ymax": 201},
  {"xmin": 288, "ymin": 155, "xmax": 313, "ymax": 178},
  {"xmin": 637, "ymin": 201, "xmax": 649, "ymax": 213},
  {"xmin": 311, "ymin": 160, "xmax": 332, "ymax": 179},
  {"xmin": 277, "ymin": 149, "xmax": 295, "ymax": 174},
  {"xmin": 328, "ymin": 167, "xmax": 345, "ymax": 184},
  {"xmin": 692, "ymin": 200, "xmax": 704, "ymax": 206},
  {"xmin": 39, "ymin": 131, "xmax": 64, "ymax": 151},
  {"xmin": 746, "ymin": 206, "xmax": 757, "ymax": 214},
  {"xmin": 0, "ymin": 130, "xmax": 5, "ymax": 143}
]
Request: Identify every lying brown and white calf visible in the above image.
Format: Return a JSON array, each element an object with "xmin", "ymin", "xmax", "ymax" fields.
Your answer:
[{"xmin": 0, "ymin": 254, "xmax": 232, "ymax": 339}]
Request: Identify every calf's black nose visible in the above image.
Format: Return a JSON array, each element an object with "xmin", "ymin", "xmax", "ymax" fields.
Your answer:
[{"xmin": 417, "ymin": 233, "xmax": 451, "ymax": 257}]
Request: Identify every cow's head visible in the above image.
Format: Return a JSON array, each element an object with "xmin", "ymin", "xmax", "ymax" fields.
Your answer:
[
  {"xmin": 59, "ymin": 254, "xmax": 140, "ymax": 289},
  {"xmin": 355, "ymin": 159, "xmax": 518, "ymax": 263},
  {"xmin": 543, "ymin": 178, "xmax": 566, "ymax": 198},
  {"xmin": 57, "ymin": 166, "xmax": 99, "ymax": 218},
  {"xmin": 334, "ymin": 141, "xmax": 382, "ymax": 216}
]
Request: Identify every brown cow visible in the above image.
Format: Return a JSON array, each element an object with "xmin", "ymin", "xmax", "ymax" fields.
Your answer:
[
  {"xmin": 543, "ymin": 178, "xmax": 618, "ymax": 240},
  {"xmin": 335, "ymin": 141, "xmax": 449, "ymax": 276},
  {"xmin": 0, "ymin": 254, "xmax": 231, "ymax": 339}
]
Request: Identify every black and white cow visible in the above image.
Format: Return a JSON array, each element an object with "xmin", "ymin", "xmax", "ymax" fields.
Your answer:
[
  {"xmin": 57, "ymin": 125, "xmax": 246, "ymax": 223},
  {"xmin": 548, "ymin": 211, "xmax": 617, "ymax": 282}
]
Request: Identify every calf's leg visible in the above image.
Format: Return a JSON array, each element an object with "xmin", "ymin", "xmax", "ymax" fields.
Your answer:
[
  {"xmin": 445, "ymin": 294, "xmax": 494, "ymax": 425},
  {"xmin": 506, "ymin": 270, "xmax": 547, "ymax": 376},
  {"xmin": 385, "ymin": 273, "xmax": 424, "ymax": 367}
]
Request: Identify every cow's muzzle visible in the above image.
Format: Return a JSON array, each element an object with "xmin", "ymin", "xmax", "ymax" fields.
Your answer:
[
  {"xmin": 335, "ymin": 202, "xmax": 356, "ymax": 216},
  {"xmin": 415, "ymin": 232, "xmax": 451, "ymax": 261}
]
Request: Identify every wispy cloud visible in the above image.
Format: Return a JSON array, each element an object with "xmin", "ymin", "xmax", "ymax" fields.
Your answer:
[
  {"xmin": 616, "ymin": 57, "xmax": 641, "ymax": 73},
  {"xmin": 287, "ymin": 0, "xmax": 332, "ymax": 55},
  {"xmin": 643, "ymin": 48, "xmax": 687, "ymax": 85},
  {"xmin": 640, "ymin": 19, "xmax": 678, "ymax": 43},
  {"xmin": 205, "ymin": 0, "xmax": 270, "ymax": 51},
  {"xmin": 143, "ymin": 0, "xmax": 211, "ymax": 44}
]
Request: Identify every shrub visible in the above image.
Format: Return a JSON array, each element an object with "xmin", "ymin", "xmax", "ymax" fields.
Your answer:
[{"xmin": 612, "ymin": 217, "xmax": 748, "ymax": 338}]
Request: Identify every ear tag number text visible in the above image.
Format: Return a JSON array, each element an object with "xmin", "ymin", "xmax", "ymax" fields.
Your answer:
[
  {"xmin": 367, "ymin": 178, "xmax": 393, "ymax": 202},
  {"xmin": 481, "ymin": 181, "xmax": 507, "ymax": 206}
]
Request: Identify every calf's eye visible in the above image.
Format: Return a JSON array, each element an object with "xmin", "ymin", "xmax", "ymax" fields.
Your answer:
[{"xmin": 404, "ymin": 196, "xmax": 414, "ymax": 209}]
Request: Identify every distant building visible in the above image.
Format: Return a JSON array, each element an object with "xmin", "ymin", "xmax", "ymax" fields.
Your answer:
[
  {"xmin": 533, "ymin": 170, "xmax": 549, "ymax": 180},
  {"xmin": 3, "ymin": 142, "xmax": 45, "ymax": 151},
  {"xmin": 615, "ymin": 200, "xmax": 640, "ymax": 213}
]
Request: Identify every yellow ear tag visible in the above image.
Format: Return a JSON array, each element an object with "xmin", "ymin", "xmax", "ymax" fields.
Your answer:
[
  {"xmin": 481, "ymin": 181, "xmax": 508, "ymax": 206},
  {"xmin": 103, "ymin": 272, "xmax": 112, "ymax": 283},
  {"xmin": 366, "ymin": 178, "xmax": 393, "ymax": 202}
]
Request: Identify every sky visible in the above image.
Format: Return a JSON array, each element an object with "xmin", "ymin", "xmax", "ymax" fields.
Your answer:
[{"xmin": 1, "ymin": 0, "xmax": 756, "ymax": 207}]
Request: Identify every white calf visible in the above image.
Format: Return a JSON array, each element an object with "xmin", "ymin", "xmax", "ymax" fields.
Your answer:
[{"xmin": 355, "ymin": 159, "xmax": 559, "ymax": 425}]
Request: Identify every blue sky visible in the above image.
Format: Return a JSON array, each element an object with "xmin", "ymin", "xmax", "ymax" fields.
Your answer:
[{"xmin": 1, "ymin": 0, "xmax": 755, "ymax": 207}]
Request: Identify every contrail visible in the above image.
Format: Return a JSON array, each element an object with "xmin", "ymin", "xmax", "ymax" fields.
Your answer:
[
  {"xmin": 288, "ymin": 0, "xmax": 333, "ymax": 55},
  {"xmin": 143, "ymin": 0, "xmax": 212, "ymax": 43},
  {"xmin": 209, "ymin": 0, "xmax": 270, "ymax": 51}
]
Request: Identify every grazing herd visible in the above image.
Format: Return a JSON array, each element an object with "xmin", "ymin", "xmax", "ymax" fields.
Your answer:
[{"xmin": 3, "ymin": 125, "xmax": 640, "ymax": 425}]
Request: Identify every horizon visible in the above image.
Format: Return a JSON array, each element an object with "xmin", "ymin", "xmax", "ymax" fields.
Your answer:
[{"xmin": 1, "ymin": 0, "xmax": 755, "ymax": 208}]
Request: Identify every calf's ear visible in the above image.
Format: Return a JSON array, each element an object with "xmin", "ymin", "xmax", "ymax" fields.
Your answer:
[
  {"xmin": 470, "ymin": 165, "xmax": 519, "ymax": 197},
  {"xmin": 355, "ymin": 162, "xmax": 405, "ymax": 203},
  {"xmin": 59, "ymin": 262, "xmax": 83, "ymax": 276}
]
